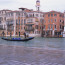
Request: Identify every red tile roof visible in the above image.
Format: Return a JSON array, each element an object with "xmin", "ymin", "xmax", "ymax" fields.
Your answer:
[{"xmin": 44, "ymin": 10, "xmax": 64, "ymax": 14}]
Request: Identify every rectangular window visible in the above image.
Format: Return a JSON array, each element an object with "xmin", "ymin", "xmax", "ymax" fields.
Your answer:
[
  {"xmin": 24, "ymin": 19, "xmax": 26, "ymax": 25},
  {"xmin": 29, "ymin": 14, "xmax": 32, "ymax": 17},
  {"xmin": 59, "ymin": 14, "xmax": 61, "ymax": 17},
  {"xmin": 33, "ymin": 14, "xmax": 34, "ymax": 17},
  {"xmin": 63, "ymin": 20, "xmax": 64, "ymax": 23},
  {"xmin": 27, "ymin": 25, "xmax": 32, "ymax": 30},
  {"xmin": 55, "ymin": 19, "xmax": 56, "ymax": 22},
  {"xmin": 44, "ymin": 25, "xmax": 45, "ymax": 29},
  {"xmin": 40, "ymin": 26, "xmax": 42, "ymax": 29},
  {"xmin": 19, "ymin": 19, "xmax": 20, "ymax": 25},
  {"xmin": 36, "ymin": 25, "xmax": 38, "ymax": 29},
  {"xmin": 21, "ymin": 27, "xmax": 22, "ymax": 29},
  {"xmin": 0, "ymin": 25, "xmax": 3, "ymax": 29},
  {"xmin": 60, "ymin": 25, "xmax": 62, "ymax": 29},
  {"xmin": 51, "ymin": 19, "xmax": 53, "ymax": 22},
  {"xmin": 51, "ymin": 14, "xmax": 53, "ymax": 17},
  {"xmin": 44, "ymin": 20, "xmax": 46, "ymax": 23},
  {"xmin": 21, "ymin": 19, "xmax": 23, "ymax": 25},
  {"xmin": 40, "ymin": 19, "xmax": 43, "ymax": 23},
  {"xmin": 54, "ymin": 14, "xmax": 57, "ymax": 16},
  {"xmin": 31, "ymin": 19, "xmax": 32, "ymax": 22},
  {"xmin": 4, "ymin": 17, "xmax": 6, "ymax": 21},
  {"xmin": 0, "ymin": 11, "xmax": 1, "ymax": 14},
  {"xmin": 48, "ymin": 19, "xmax": 50, "ymax": 23},
  {"xmin": 0, "ymin": 17, "xmax": 3, "ymax": 21},
  {"xmin": 16, "ymin": 19, "xmax": 18, "ymax": 24},
  {"xmin": 54, "ymin": 25, "xmax": 56, "ymax": 29},
  {"xmin": 40, "ymin": 14, "xmax": 43, "ymax": 17},
  {"xmin": 27, "ymin": 19, "xmax": 33, "ymax": 23},
  {"xmin": 48, "ymin": 14, "xmax": 50, "ymax": 17},
  {"xmin": 36, "ymin": 14, "xmax": 39, "ymax": 17},
  {"xmin": 0, "ymin": 21, "xmax": 1, "ymax": 24},
  {"xmin": 51, "ymin": 25, "xmax": 53, "ymax": 29},
  {"xmin": 16, "ymin": 27, "xmax": 17, "ymax": 30},
  {"xmin": 60, "ymin": 20, "xmax": 62, "ymax": 22},
  {"xmin": 48, "ymin": 25, "xmax": 50, "ymax": 29}
]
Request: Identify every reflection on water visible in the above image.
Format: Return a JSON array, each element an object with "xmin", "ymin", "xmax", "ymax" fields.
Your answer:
[{"xmin": 0, "ymin": 37, "xmax": 65, "ymax": 50}]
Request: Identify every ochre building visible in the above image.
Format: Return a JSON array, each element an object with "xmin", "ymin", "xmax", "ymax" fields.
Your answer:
[{"xmin": 43, "ymin": 11, "xmax": 64, "ymax": 37}]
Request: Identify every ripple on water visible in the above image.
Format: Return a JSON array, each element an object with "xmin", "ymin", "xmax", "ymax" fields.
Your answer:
[
  {"xmin": 0, "ymin": 37, "xmax": 65, "ymax": 50},
  {"xmin": 0, "ymin": 45, "xmax": 65, "ymax": 65}
]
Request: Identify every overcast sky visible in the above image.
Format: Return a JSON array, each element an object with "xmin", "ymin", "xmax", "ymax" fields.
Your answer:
[{"xmin": 0, "ymin": 0, "xmax": 65, "ymax": 12}]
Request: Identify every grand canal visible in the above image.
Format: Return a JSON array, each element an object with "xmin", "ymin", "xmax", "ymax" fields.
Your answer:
[
  {"xmin": 0, "ymin": 37, "xmax": 65, "ymax": 65},
  {"xmin": 0, "ymin": 37, "xmax": 65, "ymax": 50}
]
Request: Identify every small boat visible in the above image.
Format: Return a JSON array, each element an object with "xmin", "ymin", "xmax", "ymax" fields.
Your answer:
[{"xmin": 1, "ymin": 37, "xmax": 34, "ymax": 41}]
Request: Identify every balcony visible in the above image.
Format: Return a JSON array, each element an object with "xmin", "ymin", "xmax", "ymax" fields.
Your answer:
[
  {"xmin": 54, "ymin": 28, "xmax": 57, "ymax": 30},
  {"xmin": 6, "ymin": 21, "xmax": 14, "ymax": 26},
  {"xmin": 7, "ymin": 26, "xmax": 14, "ymax": 31},
  {"xmin": 0, "ymin": 28, "xmax": 6, "ymax": 30},
  {"xmin": 0, "ymin": 25, "xmax": 6, "ymax": 30},
  {"xmin": 60, "ymin": 29, "xmax": 63, "ymax": 31},
  {"xmin": 35, "ymin": 22, "xmax": 38, "ymax": 25},
  {"xmin": 25, "ymin": 24, "xmax": 34, "ymax": 26},
  {"xmin": 25, "ymin": 28, "xmax": 34, "ymax": 31}
]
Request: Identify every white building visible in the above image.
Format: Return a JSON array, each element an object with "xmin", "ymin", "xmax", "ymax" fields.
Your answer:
[{"xmin": 63, "ymin": 11, "xmax": 65, "ymax": 37}]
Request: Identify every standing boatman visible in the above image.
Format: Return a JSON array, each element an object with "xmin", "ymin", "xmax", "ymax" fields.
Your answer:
[{"xmin": 23, "ymin": 32, "xmax": 26, "ymax": 38}]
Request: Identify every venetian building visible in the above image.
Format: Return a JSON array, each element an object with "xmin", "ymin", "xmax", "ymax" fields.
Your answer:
[
  {"xmin": 43, "ymin": 11, "xmax": 64, "ymax": 37},
  {"xmin": 0, "ymin": 10, "xmax": 11, "ymax": 36},
  {"xmin": 6, "ymin": 11, "xmax": 19, "ymax": 36},
  {"xmin": 0, "ymin": 0, "xmax": 44, "ymax": 37},
  {"xmin": 63, "ymin": 11, "xmax": 65, "ymax": 37},
  {"xmin": 19, "ymin": 8, "xmax": 44, "ymax": 37},
  {"xmin": 6, "ymin": 10, "xmax": 26, "ymax": 37}
]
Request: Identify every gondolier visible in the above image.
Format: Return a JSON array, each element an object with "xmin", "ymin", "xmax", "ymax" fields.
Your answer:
[
  {"xmin": 2, "ymin": 31, "xmax": 5, "ymax": 37},
  {"xmin": 23, "ymin": 32, "xmax": 26, "ymax": 38}
]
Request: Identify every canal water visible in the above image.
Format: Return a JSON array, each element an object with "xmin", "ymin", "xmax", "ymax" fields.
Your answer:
[
  {"xmin": 0, "ymin": 37, "xmax": 65, "ymax": 65},
  {"xmin": 0, "ymin": 37, "xmax": 65, "ymax": 50}
]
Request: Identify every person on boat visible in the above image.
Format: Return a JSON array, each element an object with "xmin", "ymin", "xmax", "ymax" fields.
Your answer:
[
  {"xmin": 23, "ymin": 32, "xmax": 26, "ymax": 38},
  {"xmin": 10, "ymin": 32, "xmax": 12, "ymax": 37},
  {"xmin": 26, "ymin": 32, "xmax": 29, "ymax": 38},
  {"xmin": 19, "ymin": 32, "xmax": 20, "ymax": 37},
  {"xmin": 2, "ymin": 31, "xmax": 5, "ymax": 37}
]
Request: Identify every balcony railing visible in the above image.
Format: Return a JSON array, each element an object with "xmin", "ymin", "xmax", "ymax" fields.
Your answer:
[
  {"xmin": 6, "ymin": 21, "xmax": 14, "ymax": 25},
  {"xmin": 0, "ymin": 27, "xmax": 6, "ymax": 30},
  {"xmin": 7, "ymin": 27, "xmax": 14, "ymax": 31},
  {"xmin": 25, "ymin": 24, "xmax": 34, "ymax": 26},
  {"xmin": 0, "ymin": 25, "xmax": 6, "ymax": 30},
  {"xmin": 25, "ymin": 28, "xmax": 34, "ymax": 31}
]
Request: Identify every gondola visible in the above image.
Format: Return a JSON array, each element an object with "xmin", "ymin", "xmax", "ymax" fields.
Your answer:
[{"xmin": 1, "ymin": 37, "xmax": 34, "ymax": 41}]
